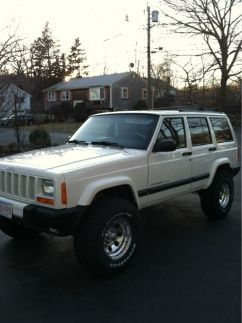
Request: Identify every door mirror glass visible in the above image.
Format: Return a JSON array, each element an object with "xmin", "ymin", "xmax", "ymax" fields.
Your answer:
[{"xmin": 153, "ymin": 139, "xmax": 176, "ymax": 152}]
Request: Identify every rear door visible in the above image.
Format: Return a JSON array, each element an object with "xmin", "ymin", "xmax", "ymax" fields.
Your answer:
[{"xmin": 186, "ymin": 116, "xmax": 215, "ymax": 190}]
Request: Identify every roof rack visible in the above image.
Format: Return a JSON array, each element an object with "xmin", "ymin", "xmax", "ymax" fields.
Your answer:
[{"xmin": 154, "ymin": 105, "xmax": 223, "ymax": 113}]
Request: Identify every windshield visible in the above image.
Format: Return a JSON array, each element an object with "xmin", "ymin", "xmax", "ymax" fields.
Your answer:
[{"xmin": 69, "ymin": 113, "xmax": 159, "ymax": 150}]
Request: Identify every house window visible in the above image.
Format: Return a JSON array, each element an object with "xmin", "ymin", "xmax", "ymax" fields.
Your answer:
[
  {"xmin": 169, "ymin": 89, "xmax": 176, "ymax": 95},
  {"xmin": 89, "ymin": 87, "xmax": 105, "ymax": 101},
  {"xmin": 121, "ymin": 87, "xmax": 128, "ymax": 99},
  {"xmin": 142, "ymin": 89, "xmax": 147, "ymax": 100},
  {"xmin": 48, "ymin": 92, "xmax": 56, "ymax": 101},
  {"xmin": 155, "ymin": 89, "xmax": 165, "ymax": 98},
  {"xmin": 61, "ymin": 91, "xmax": 70, "ymax": 101}
]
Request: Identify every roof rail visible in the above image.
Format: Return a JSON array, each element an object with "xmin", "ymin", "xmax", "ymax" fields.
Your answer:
[{"xmin": 155, "ymin": 105, "xmax": 223, "ymax": 113}]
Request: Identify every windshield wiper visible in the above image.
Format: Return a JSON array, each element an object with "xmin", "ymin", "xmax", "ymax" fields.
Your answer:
[
  {"xmin": 67, "ymin": 139, "xmax": 88, "ymax": 145},
  {"xmin": 90, "ymin": 141, "xmax": 124, "ymax": 149}
]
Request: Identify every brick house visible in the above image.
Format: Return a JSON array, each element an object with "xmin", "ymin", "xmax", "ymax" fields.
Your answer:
[{"xmin": 43, "ymin": 72, "xmax": 148, "ymax": 113}]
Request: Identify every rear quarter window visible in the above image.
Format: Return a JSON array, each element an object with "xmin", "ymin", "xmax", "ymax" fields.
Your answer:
[{"xmin": 210, "ymin": 117, "xmax": 233, "ymax": 143}]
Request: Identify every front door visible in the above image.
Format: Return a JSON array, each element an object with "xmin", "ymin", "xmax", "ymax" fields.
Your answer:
[{"xmin": 147, "ymin": 117, "xmax": 192, "ymax": 204}]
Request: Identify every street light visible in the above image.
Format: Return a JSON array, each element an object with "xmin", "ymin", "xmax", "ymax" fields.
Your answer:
[{"xmin": 147, "ymin": 6, "xmax": 159, "ymax": 109}]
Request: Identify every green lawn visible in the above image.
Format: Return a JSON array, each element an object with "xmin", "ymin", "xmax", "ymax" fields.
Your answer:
[{"xmin": 24, "ymin": 122, "xmax": 83, "ymax": 134}]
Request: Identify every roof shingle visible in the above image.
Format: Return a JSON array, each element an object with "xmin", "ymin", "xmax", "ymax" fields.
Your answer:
[{"xmin": 43, "ymin": 72, "xmax": 132, "ymax": 92}]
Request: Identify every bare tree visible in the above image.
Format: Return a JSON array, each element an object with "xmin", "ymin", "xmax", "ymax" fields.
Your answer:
[
  {"xmin": 161, "ymin": 0, "xmax": 242, "ymax": 108},
  {"xmin": 11, "ymin": 44, "xmax": 29, "ymax": 75},
  {"xmin": 0, "ymin": 82, "xmax": 29, "ymax": 150},
  {"xmin": 151, "ymin": 53, "xmax": 175, "ymax": 82},
  {"xmin": 176, "ymin": 60, "xmax": 202, "ymax": 104},
  {"xmin": 0, "ymin": 25, "xmax": 23, "ymax": 73}
]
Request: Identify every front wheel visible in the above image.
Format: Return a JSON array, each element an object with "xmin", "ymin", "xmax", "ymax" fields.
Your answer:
[
  {"xmin": 199, "ymin": 171, "xmax": 234, "ymax": 219},
  {"xmin": 73, "ymin": 198, "xmax": 140, "ymax": 277}
]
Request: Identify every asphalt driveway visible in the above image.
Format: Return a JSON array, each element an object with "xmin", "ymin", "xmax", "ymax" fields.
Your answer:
[
  {"xmin": 0, "ymin": 172, "xmax": 240, "ymax": 323},
  {"xmin": 0, "ymin": 125, "xmax": 241, "ymax": 323}
]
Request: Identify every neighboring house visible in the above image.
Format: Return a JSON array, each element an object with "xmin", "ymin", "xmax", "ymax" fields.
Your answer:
[
  {"xmin": 149, "ymin": 78, "xmax": 181, "ymax": 108},
  {"xmin": 0, "ymin": 84, "xmax": 31, "ymax": 118},
  {"xmin": 43, "ymin": 72, "xmax": 148, "ymax": 112}
]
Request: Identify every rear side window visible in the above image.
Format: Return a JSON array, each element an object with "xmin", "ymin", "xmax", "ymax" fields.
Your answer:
[
  {"xmin": 188, "ymin": 117, "xmax": 212, "ymax": 146},
  {"xmin": 210, "ymin": 117, "xmax": 233, "ymax": 143},
  {"xmin": 158, "ymin": 117, "xmax": 186, "ymax": 148}
]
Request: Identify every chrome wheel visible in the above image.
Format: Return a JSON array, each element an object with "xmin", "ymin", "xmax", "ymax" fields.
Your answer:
[
  {"xmin": 219, "ymin": 182, "xmax": 230, "ymax": 209},
  {"xmin": 103, "ymin": 216, "xmax": 132, "ymax": 260}
]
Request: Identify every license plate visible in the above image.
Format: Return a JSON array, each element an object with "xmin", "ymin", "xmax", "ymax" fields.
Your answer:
[{"xmin": 0, "ymin": 199, "xmax": 13, "ymax": 218}]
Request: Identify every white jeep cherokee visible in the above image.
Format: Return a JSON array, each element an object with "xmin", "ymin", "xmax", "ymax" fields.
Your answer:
[{"xmin": 0, "ymin": 110, "xmax": 240, "ymax": 276}]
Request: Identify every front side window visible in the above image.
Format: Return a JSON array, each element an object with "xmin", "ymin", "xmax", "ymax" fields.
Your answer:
[
  {"xmin": 210, "ymin": 117, "xmax": 233, "ymax": 143},
  {"xmin": 48, "ymin": 92, "xmax": 56, "ymax": 102},
  {"xmin": 188, "ymin": 117, "xmax": 212, "ymax": 146},
  {"xmin": 61, "ymin": 91, "xmax": 70, "ymax": 101},
  {"xmin": 158, "ymin": 117, "xmax": 186, "ymax": 148},
  {"xmin": 121, "ymin": 87, "xmax": 128, "ymax": 99}
]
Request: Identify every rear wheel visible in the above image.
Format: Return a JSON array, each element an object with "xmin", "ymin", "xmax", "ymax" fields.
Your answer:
[
  {"xmin": 73, "ymin": 198, "xmax": 140, "ymax": 277},
  {"xmin": 199, "ymin": 171, "xmax": 234, "ymax": 219}
]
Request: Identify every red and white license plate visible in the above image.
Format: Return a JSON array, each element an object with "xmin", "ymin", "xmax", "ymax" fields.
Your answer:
[{"xmin": 0, "ymin": 199, "xmax": 13, "ymax": 218}]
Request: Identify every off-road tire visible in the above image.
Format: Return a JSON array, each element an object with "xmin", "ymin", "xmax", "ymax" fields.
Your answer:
[
  {"xmin": 73, "ymin": 198, "xmax": 140, "ymax": 277},
  {"xmin": 199, "ymin": 171, "xmax": 234, "ymax": 219}
]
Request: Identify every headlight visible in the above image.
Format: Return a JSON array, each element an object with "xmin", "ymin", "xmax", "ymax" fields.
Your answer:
[{"xmin": 42, "ymin": 179, "xmax": 55, "ymax": 195}]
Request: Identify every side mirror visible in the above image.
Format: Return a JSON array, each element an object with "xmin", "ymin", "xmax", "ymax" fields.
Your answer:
[{"xmin": 153, "ymin": 139, "xmax": 176, "ymax": 152}]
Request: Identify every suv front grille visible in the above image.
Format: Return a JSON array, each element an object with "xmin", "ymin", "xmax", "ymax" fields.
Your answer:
[{"xmin": 0, "ymin": 171, "xmax": 36, "ymax": 201}]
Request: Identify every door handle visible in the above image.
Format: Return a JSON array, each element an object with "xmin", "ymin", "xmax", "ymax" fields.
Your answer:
[
  {"xmin": 209, "ymin": 147, "xmax": 217, "ymax": 151},
  {"xmin": 182, "ymin": 151, "xmax": 192, "ymax": 156}
]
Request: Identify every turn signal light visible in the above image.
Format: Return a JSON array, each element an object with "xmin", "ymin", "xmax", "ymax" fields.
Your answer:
[
  {"xmin": 61, "ymin": 182, "xmax": 67, "ymax": 205},
  {"xmin": 37, "ymin": 196, "xmax": 54, "ymax": 205}
]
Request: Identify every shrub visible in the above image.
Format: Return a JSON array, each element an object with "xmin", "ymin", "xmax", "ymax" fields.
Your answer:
[
  {"xmin": 29, "ymin": 128, "xmax": 51, "ymax": 148},
  {"xmin": 133, "ymin": 100, "xmax": 147, "ymax": 110}
]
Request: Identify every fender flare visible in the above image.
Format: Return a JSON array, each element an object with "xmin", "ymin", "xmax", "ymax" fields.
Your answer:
[
  {"xmin": 205, "ymin": 158, "xmax": 231, "ymax": 189},
  {"xmin": 77, "ymin": 176, "xmax": 140, "ymax": 208}
]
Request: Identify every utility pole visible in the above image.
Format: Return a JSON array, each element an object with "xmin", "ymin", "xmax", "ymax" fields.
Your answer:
[
  {"xmin": 147, "ymin": 5, "xmax": 152, "ymax": 109},
  {"xmin": 147, "ymin": 6, "xmax": 159, "ymax": 109}
]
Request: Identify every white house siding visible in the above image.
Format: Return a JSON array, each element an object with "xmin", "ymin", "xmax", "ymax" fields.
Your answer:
[{"xmin": 0, "ymin": 84, "xmax": 31, "ymax": 117}]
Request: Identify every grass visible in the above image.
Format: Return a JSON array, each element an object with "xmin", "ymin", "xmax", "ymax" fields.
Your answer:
[{"xmin": 23, "ymin": 122, "xmax": 83, "ymax": 134}]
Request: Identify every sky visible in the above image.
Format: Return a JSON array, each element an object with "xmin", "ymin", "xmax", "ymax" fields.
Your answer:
[
  {"xmin": 2, "ymin": 0, "xmax": 241, "ymax": 86},
  {"xmin": 1, "ymin": 0, "xmax": 185, "ymax": 77}
]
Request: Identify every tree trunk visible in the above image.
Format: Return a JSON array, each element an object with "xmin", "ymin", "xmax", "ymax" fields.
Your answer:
[{"xmin": 219, "ymin": 73, "xmax": 228, "ymax": 111}]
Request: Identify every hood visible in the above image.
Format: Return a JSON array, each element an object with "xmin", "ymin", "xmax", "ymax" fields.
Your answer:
[{"xmin": 0, "ymin": 144, "xmax": 126, "ymax": 171}]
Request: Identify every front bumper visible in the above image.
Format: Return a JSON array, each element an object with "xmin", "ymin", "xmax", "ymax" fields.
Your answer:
[{"xmin": 0, "ymin": 199, "xmax": 87, "ymax": 236}]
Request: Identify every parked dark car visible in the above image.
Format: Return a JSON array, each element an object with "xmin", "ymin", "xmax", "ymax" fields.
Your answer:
[{"xmin": 0, "ymin": 113, "xmax": 35, "ymax": 127}]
